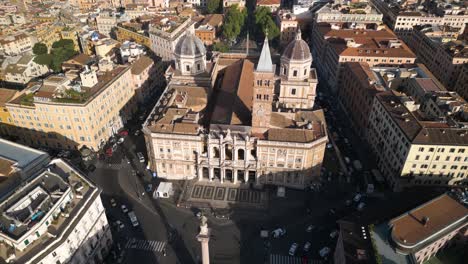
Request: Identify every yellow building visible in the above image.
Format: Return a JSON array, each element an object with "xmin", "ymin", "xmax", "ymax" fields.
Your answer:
[
  {"xmin": 115, "ymin": 25, "xmax": 151, "ymax": 48},
  {"xmin": 5, "ymin": 66, "xmax": 135, "ymax": 151},
  {"xmin": 32, "ymin": 23, "xmax": 63, "ymax": 50},
  {"xmin": 0, "ymin": 88, "xmax": 19, "ymax": 136}
]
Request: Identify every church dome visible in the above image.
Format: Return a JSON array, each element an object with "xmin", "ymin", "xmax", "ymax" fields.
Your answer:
[
  {"xmin": 174, "ymin": 33, "xmax": 206, "ymax": 58},
  {"xmin": 281, "ymin": 29, "xmax": 311, "ymax": 62}
]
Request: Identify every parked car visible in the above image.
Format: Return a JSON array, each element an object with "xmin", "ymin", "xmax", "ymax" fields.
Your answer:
[
  {"xmin": 353, "ymin": 193, "xmax": 362, "ymax": 202},
  {"xmin": 326, "ymin": 143, "xmax": 333, "ymax": 149},
  {"xmin": 137, "ymin": 152, "xmax": 145, "ymax": 163},
  {"xmin": 121, "ymin": 205, "xmax": 128, "ymax": 213},
  {"xmin": 115, "ymin": 220, "xmax": 124, "ymax": 230},
  {"xmin": 117, "ymin": 138, "xmax": 124, "ymax": 144},
  {"xmin": 357, "ymin": 202, "xmax": 366, "ymax": 211},
  {"xmin": 330, "ymin": 230, "xmax": 338, "ymax": 239},
  {"xmin": 118, "ymin": 130, "xmax": 129, "ymax": 136},
  {"xmin": 110, "ymin": 198, "xmax": 117, "ymax": 207},
  {"xmin": 306, "ymin": 225, "xmax": 315, "ymax": 232},
  {"xmin": 288, "ymin": 243, "xmax": 298, "ymax": 256},
  {"xmin": 272, "ymin": 228, "xmax": 286, "ymax": 238},
  {"xmin": 319, "ymin": 247, "xmax": 331, "ymax": 258},
  {"xmin": 303, "ymin": 242, "xmax": 311, "ymax": 252}
]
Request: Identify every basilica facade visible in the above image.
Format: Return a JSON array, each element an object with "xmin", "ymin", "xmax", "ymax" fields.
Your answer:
[{"xmin": 142, "ymin": 31, "xmax": 327, "ymax": 189}]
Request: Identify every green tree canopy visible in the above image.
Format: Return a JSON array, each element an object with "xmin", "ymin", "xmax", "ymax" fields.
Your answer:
[
  {"xmin": 33, "ymin": 53, "xmax": 53, "ymax": 66},
  {"xmin": 254, "ymin": 6, "xmax": 279, "ymax": 40},
  {"xmin": 222, "ymin": 5, "xmax": 247, "ymax": 42},
  {"xmin": 206, "ymin": 0, "xmax": 220, "ymax": 14},
  {"xmin": 51, "ymin": 39, "xmax": 75, "ymax": 50},
  {"xmin": 32, "ymin": 43, "xmax": 48, "ymax": 55},
  {"xmin": 213, "ymin": 42, "xmax": 229, "ymax": 52}
]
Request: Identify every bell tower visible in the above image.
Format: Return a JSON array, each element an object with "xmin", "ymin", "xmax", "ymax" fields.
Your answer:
[{"xmin": 252, "ymin": 37, "xmax": 274, "ymax": 134}]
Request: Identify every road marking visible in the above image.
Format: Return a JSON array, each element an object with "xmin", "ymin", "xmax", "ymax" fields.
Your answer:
[
  {"xmin": 125, "ymin": 238, "xmax": 167, "ymax": 253},
  {"xmin": 269, "ymin": 254, "xmax": 323, "ymax": 264}
]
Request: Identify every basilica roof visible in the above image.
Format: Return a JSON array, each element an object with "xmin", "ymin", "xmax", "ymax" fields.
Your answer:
[
  {"xmin": 282, "ymin": 30, "xmax": 312, "ymax": 62},
  {"xmin": 174, "ymin": 32, "xmax": 206, "ymax": 57}
]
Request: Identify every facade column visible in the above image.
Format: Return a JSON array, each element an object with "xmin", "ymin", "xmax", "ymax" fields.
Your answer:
[
  {"xmin": 233, "ymin": 169, "xmax": 238, "ymax": 184},
  {"xmin": 209, "ymin": 167, "xmax": 214, "ymax": 181},
  {"xmin": 244, "ymin": 170, "xmax": 248, "ymax": 183},
  {"xmin": 220, "ymin": 168, "xmax": 225, "ymax": 183},
  {"xmin": 198, "ymin": 166, "xmax": 203, "ymax": 181}
]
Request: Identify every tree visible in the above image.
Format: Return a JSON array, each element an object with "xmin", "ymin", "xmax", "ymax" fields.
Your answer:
[
  {"xmin": 51, "ymin": 39, "xmax": 75, "ymax": 51},
  {"xmin": 50, "ymin": 46, "xmax": 77, "ymax": 72},
  {"xmin": 34, "ymin": 54, "xmax": 53, "ymax": 66},
  {"xmin": 254, "ymin": 6, "xmax": 279, "ymax": 40},
  {"xmin": 206, "ymin": 0, "xmax": 220, "ymax": 14},
  {"xmin": 222, "ymin": 5, "xmax": 247, "ymax": 42},
  {"xmin": 32, "ymin": 43, "xmax": 48, "ymax": 55},
  {"xmin": 213, "ymin": 42, "xmax": 229, "ymax": 52}
]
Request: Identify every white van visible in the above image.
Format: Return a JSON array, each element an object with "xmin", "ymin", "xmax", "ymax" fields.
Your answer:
[{"xmin": 137, "ymin": 152, "xmax": 145, "ymax": 163}]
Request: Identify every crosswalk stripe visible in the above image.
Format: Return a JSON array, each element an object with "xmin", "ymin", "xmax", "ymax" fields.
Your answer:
[{"xmin": 125, "ymin": 238, "xmax": 167, "ymax": 253}]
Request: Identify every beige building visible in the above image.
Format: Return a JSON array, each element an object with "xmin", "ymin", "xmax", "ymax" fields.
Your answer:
[
  {"xmin": 340, "ymin": 61, "xmax": 468, "ymax": 190},
  {"xmin": 315, "ymin": 1, "xmax": 383, "ymax": 27},
  {"xmin": 222, "ymin": 0, "xmax": 245, "ymax": 9},
  {"xmin": 277, "ymin": 10, "xmax": 298, "ymax": 46},
  {"xmin": 0, "ymin": 141, "xmax": 112, "ymax": 264},
  {"xmin": 143, "ymin": 33, "xmax": 327, "ymax": 189},
  {"xmin": 4, "ymin": 57, "xmax": 154, "ymax": 151},
  {"xmin": 311, "ymin": 23, "xmax": 416, "ymax": 91},
  {"xmin": 368, "ymin": 89, "xmax": 468, "ymax": 190},
  {"xmin": 0, "ymin": 33, "xmax": 35, "ymax": 56},
  {"xmin": 404, "ymin": 25, "xmax": 468, "ymax": 90},
  {"xmin": 4, "ymin": 53, "xmax": 49, "ymax": 85},
  {"xmin": 256, "ymin": 0, "xmax": 280, "ymax": 13},
  {"xmin": 370, "ymin": 0, "xmax": 468, "ymax": 34},
  {"xmin": 454, "ymin": 64, "xmax": 468, "ymax": 101},
  {"xmin": 149, "ymin": 16, "xmax": 195, "ymax": 61}
]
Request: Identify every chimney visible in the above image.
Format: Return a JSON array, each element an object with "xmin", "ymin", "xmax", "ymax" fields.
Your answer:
[{"xmin": 422, "ymin": 216, "xmax": 430, "ymax": 226}]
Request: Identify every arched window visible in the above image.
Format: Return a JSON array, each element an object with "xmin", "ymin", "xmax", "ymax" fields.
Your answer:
[
  {"xmin": 225, "ymin": 145, "xmax": 233, "ymax": 160},
  {"xmin": 237, "ymin": 149, "xmax": 245, "ymax": 160}
]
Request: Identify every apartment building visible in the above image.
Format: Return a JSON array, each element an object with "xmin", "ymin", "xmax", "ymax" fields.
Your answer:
[
  {"xmin": 149, "ymin": 16, "xmax": 195, "ymax": 61},
  {"xmin": 256, "ymin": 0, "xmax": 280, "ymax": 13},
  {"xmin": 0, "ymin": 141, "xmax": 112, "ymax": 264},
  {"xmin": 277, "ymin": 10, "xmax": 298, "ymax": 46},
  {"xmin": 311, "ymin": 23, "xmax": 416, "ymax": 90},
  {"xmin": 115, "ymin": 22, "xmax": 152, "ymax": 49},
  {"xmin": 120, "ymin": 41, "xmax": 146, "ymax": 63},
  {"xmin": 60, "ymin": 26, "xmax": 81, "ymax": 51},
  {"xmin": 222, "ymin": 0, "xmax": 246, "ymax": 9},
  {"xmin": 370, "ymin": 0, "xmax": 468, "ymax": 34},
  {"xmin": 4, "ymin": 63, "xmax": 138, "ymax": 151},
  {"xmin": 0, "ymin": 88, "xmax": 19, "ymax": 136},
  {"xmin": 194, "ymin": 14, "xmax": 223, "ymax": 46},
  {"xmin": 0, "ymin": 33, "xmax": 35, "ymax": 56},
  {"xmin": 4, "ymin": 53, "xmax": 49, "ymax": 85},
  {"xmin": 368, "ymin": 89, "xmax": 468, "ymax": 190},
  {"xmin": 315, "ymin": 1, "xmax": 383, "ymax": 28},
  {"xmin": 372, "ymin": 194, "xmax": 468, "ymax": 264},
  {"xmin": 96, "ymin": 11, "xmax": 129, "ymax": 37},
  {"xmin": 404, "ymin": 24, "xmax": 468, "ymax": 90},
  {"xmin": 453, "ymin": 64, "xmax": 467, "ymax": 101},
  {"xmin": 338, "ymin": 62, "xmax": 443, "ymax": 138},
  {"xmin": 31, "ymin": 22, "xmax": 64, "ymax": 51}
]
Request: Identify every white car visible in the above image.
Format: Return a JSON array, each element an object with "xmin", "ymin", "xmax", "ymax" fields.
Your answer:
[
  {"xmin": 357, "ymin": 202, "xmax": 366, "ymax": 211},
  {"xmin": 288, "ymin": 243, "xmax": 298, "ymax": 256},
  {"xmin": 117, "ymin": 137, "xmax": 124, "ymax": 144},
  {"xmin": 330, "ymin": 230, "xmax": 339, "ymax": 239},
  {"xmin": 115, "ymin": 220, "xmax": 125, "ymax": 230},
  {"xmin": 306, "ymin": 225, "xmax": 315, "ymax": 232},
  {"xmin": 303, "ymin": 242, "xmax": 311, "ymax": 252},
  {"xmin": 319, "ymin": 247, "xmax": 331, "ymax": 257},
  {"xmin": 121, "ymin": 205, "xmax": 128, "ymax": 213},
  {"xmin": 353, "ymin": 193, "xmax": 362, "ymax": 202},
  {"xmin": 272, "ymin": 228, "xmax": 286, "ymax": 238}
]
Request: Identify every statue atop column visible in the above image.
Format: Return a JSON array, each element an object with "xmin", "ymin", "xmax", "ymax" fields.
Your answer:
[{"xmin": 197, "ymin": 215, "xmax": 210, "ymax": 264}]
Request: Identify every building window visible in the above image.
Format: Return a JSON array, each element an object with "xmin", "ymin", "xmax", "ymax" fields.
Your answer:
[
  {"xmin": 24, "ymin": 239, "xmax": 29, "ymax": 246},
  {"xmin": 186, "ymin": 65, "xmax": 190, "ymax": 72},
  {"xmin": 293, "ymin": 70, "xmax": 297, "ymax": 77},
  {"xmin": 304, "ymin": 69, "xmax": 307, "ymax": 76},
  {"xmin": 418, "ymin": 147, "xmax": 424, "ymax": 152},
  {"xmin": 291, "ymin": 88, "xmax": 296, "ymax": 95},
  {"xmin": 197, "ymin": 64, "xmax": 201, "ymax": 71},
  {"xmin": 449, "ymin": 148, "xmax": 455, "ymax": 153},
  {"xmin": 415, "ymin": 155, "xmax": 420, "ymax": 160}
]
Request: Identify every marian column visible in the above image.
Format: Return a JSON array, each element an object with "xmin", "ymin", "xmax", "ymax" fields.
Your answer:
[{"xmin": 197, "ymin": 216, "xmax": 210, "ymax": 264}]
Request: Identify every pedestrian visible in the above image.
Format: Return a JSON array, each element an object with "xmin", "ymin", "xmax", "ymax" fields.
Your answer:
[{"xmin": 163, "ymin": 249, "xmax": 167, "ymax": 256}]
